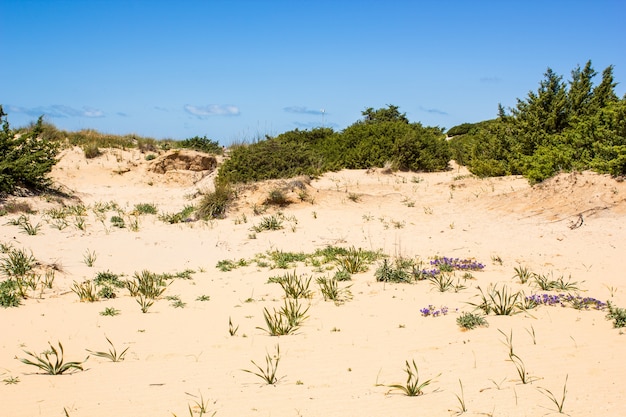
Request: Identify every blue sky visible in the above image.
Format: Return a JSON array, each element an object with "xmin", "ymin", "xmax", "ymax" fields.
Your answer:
[{"xmin": 2, "ymin": 0, "xmax": 625, "ymax": 145}]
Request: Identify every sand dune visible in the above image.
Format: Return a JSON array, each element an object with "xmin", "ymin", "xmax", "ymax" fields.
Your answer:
[{"xmin": 1, "ymin": 148, "xmax": 625, "ymax": 416}]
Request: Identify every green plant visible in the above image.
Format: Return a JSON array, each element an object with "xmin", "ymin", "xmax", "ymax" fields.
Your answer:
[
  {"xmin": 0, "ymin": 107, "xmax": 59, "ymax": 193},
  {"xmin": 384, "ymin": 360, "xmax": 438, "ymax": 396},
  {"xmin": 336, "ymin": 246, "xmax": 374, "ymax": 274},
  {"xmin": 196, "ymin": 294, "xmax": 211, "ymax": 301},
  {"xmin": 83, "ymin": 249, "xmax": 97, "ymax": 267},
  {"xmin": 126, "ymin": 270, "xmax": 168, "ymax": 299},
  {"xmin": 100, "ymin": 307, "xmax": 121, "ymax": 316},
  {"xmin": 470, "ymin": 284, "xmax": 523, "ymax": 315},
  {"xmin": 265, "ymin": 188, "xmax": 290, "ymax": 206},
  {"xmin": 73, "ymin": 215, "xmax": 87, "ymax": 231},
  {"xmin": 159, "ymin": 205, "xmax": 195, "ymax": 224},
  {"xmin": 456, "ymin": 312, "xmax": 488, "ymax": 330},
  {"xmin": 258, "ymin": 300, "xmax": 309, "ymax": 336},
  {"xmin": 71, "ymin": 280, "xmax": 99, "ymax": 302},
  {"xmin": 269, "ymin": 270, "xmax": 312, "ymax": 299},
  {"xmin": 453, "ymin": 379, "xmax": 467, "ymax": 414},
  {"xmin": 2, "ymin": 375, "xmax": 19, "ymax": 385},
  {"xmin": 196, "ymin": 183, "xmax": 234, "ymax": 219},
  {"xmin": 216, "ymin": 259, "xmax": 237, "ymax": 272},
  {"xmin": 538, "ymin": 375, "xmax": 568, "ymax": 414},
  {"xmin": 316, "ymin": 276, "xmax": 353, "ymax": 305},
  {"xmin": 243, "ymin": 344, "xmax": 282, "ymax": 385},
  {"xmin": 251, "ymin": 215, "xmax": 283, "ymax": 232},
  {"xmin": 86, "ymin": 336, "xmax": 129, "ymax": 362},
  {"xmin": 133, "ymin": 203, "xmax": 158, "ymax": 215},
  {"xmin": 19, "ymin": 341, "xmax": 86, "ymax": 375},
  {"xmin": 513, "ymin": 265, "xmax": 532, "ymax": 284},
  {"xmin": 0, "ymin": 279, "xmax": 21, "ymax": 307},
  {"xmin": 499, "ymin": 329, "xmax": 534, "ymax": 384},
  {"xmin": 606, "ymin": 301, "xmax": 626, "ymax": 328},
  {"xmin": 11, "ymin": 215, "xmax": 42, "ymax": 235},
  {"xmin": 172, "ymin": 392, "xmax": 216, "ymax": 417},
  {"xmin": 347, "ymin": 192, "xmax": 361, "ymax": 202},
  {"xmin": 110, "ymin": 215, "xmax": 126, "ymax": 228},
  {"xmin": 1, "ymin": 247, "xmax": 36, "ymax": 278},
  {"xmin": 136, "ymin": 294, "xmax": 154, "ymax": 313},
  {"xmin": 375, "ymin": 258, "xmax": 411, "ymax": 283}
]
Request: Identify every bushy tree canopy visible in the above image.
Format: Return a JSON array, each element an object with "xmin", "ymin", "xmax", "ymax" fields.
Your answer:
[
  {"xmin": 0, "ymin": 106, "xmax": 59, "ymax": 194},
  {"xmin": 449, "ymin": 61, "xmax": 626, "ymax": 183}
]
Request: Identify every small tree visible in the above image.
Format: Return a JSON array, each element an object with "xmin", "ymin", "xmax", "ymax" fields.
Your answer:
[{"xmin": 0, "ymin": 106, "xmax": 59, "ymax": 194}]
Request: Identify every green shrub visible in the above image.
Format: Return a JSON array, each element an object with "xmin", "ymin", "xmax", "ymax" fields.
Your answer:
[
  {"xmin": 176, "ymin": 135, "xmax": 222, "ymax": 154},
  {"xmin": 133, "ymin": 203, "xmax": 158, "ymax": 215},
  {"xmin": 82, "ymin": 142, "xmax": 101, "ymax": 159},
  {"xmin": 0, "ymin": 107, "xmax": 59, "ymax": 193}
]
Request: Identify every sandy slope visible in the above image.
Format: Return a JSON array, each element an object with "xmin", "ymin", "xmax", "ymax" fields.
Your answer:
[{"xmin": 1, "ymin": 148, "xmax": 625, "ymax": 417}]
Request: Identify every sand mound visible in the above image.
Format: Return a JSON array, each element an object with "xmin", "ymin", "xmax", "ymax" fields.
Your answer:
[{"xmin": 148, "ymin": 150, "xmax": 218, "ymax": 174}]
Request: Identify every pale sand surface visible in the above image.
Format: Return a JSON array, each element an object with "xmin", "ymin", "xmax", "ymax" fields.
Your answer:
[{"xmin": 1, "ymin": 147, "xmax": 626, "ymax": 416}]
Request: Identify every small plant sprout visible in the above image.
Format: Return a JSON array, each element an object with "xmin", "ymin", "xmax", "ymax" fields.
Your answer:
[
  {"xmin": 453, "ymin": 379, "xmax": 467, "ymax": 414},
  {"xmin": 513, "ymin": 265, "xmax": 532, "ymax": 284},
  {"xmin": 243, "ymin": 344, "xmax": 282, "ymax": 385},
  {"xmin": 498, "ymin": 329, "xmax": 535, "ymax": 384},
  {"xmin": 83, "ymin": 249, "xmax": 97, "ymax": 267},
  {"xmin": 19, "ymin": 341, "xmax": 87, "ymax": 375},
  {"xmin": 229, "ymin": 317, "xmax": 239, "ymax": 336},
  {"xmin": 173, "ymin": 392, "xmax": 216, "ymax": 417},
  {"xmin": 100, "ymin": 307, "xmax": 121, "ymax": 316},
  {"xmin": 86, "ymin": 336, "xmax": 129, "ymax": 362},
  {"xmin": 538, "ymin": 375, "xmax": 568, "ymax": 414},
  {"xmin": 383, "ymin": 360, "xmax": 439, "ymax": 396}
]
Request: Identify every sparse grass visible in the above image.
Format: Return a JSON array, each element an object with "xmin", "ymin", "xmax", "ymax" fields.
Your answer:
[
  {"xmin": 83, "ymin": 249, "xmax": 97, "ymax": 267},
  {"xmin": 499, "ymin": 329, "xmax": 535, "ymax": 384},
  {"xmin": 159, "ymin": 205, "xmax": 195, "ymax": 224},
  {"xmin": 268, "ymin": 270, "xmax": 312, "ymax": 299},
  {"xmin": 251, "ymin": 214, "xmax": 284, "ymax": 232},
  {"xmin": 453, "ymin": 379, "xmax": 467, "ymax": 414},
  {"xmin": 197, "ymin": 183, "xmax": 234, "ymax": 219},
  {"xmin": 136, "ymin": 295, "xmax": 154, "ymax": 313},
  {"xmin": 316, "ymin": 276, "xmax": 353, "ymax": 305},
  {"xmin": 258, "ymin": 299, "xmax": 309, "ymax": 336},
  {"xmin": 538, "ymin": 375, "xmax": 568, "ymax": 414},
  {"xmin": 172, "ymin": 392, "xmax": 216, "ymax": 417},
  {"xmin": 243, "ymin": 344, "xmax": 281, "ymax": 385},
  {"xmin": 86, "ymin": 336, "xmax": 129, "ymax": 362},
  {"xmin": 196, "ymin": 294, "xmax": 211, "ymax": 301},
  {"xmin": 71, "ymin": 280, "xmax": 99, "ymax": 302},
  {"xmin": 347, "ymin": 192, "xmax": 361, "ymax": 202},
  {"xmin": 533, "ymin": 272, "xmax": 580, "ymax": 291},
  {"xmin": 9, "ymin": 215, "xmax": 42, "ymax": 235},
  {"xmin": 383, "ymin": 360, "xmax": 438, "ymax": 396},
  {"xmin": 100, "ymin": 307, "xmax": 121, "ymax": 316},
  {"xmin": 470, "ymin": 284, "xmax": 523, "ymax": 316},
  {"xmin": 133, "ymin": 203, "xmax": 158, "ymax": 215},
  {"xmin": 264, "ymin": 188, "xmax": 290, "ymax": 207},
  {"xmin": 19, "ymin": 341, "xmax": 86, "ymax": 375},
  {"xmin": 513, "ymin": 265, "xmax": 532, "ymax": 284}
]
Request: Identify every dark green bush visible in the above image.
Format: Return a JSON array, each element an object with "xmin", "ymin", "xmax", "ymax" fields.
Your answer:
[
  {"xmin": 0, "ymin": 106, "xmax": 59, "ymax": 194},
  {"xmin": 176, "ymin": 135, "xmax": 223, "ymax": 154}
]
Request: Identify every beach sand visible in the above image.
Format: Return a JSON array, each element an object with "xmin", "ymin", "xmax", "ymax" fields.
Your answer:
[{"xmin": 1, "ymin": 147, "xmax": 625, "ymax": 416}]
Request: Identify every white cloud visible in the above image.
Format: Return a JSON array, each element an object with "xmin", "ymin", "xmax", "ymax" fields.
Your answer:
[
  {"xmin": 184, "ymin": 104, "xmax": 240, "ymax": 118},
  {"xmin": 284, "ymin": 106, "xmax": 325, "ymax": 115},
  {"xmin": 8, "ymin": 104, "xmax": 105, "ymax": 118}
]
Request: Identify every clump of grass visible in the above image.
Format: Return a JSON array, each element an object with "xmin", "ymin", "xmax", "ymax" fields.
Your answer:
[
  {"xmin": 243, "ymin": 344, "xmax": 282, "ymax": 385},
  {"xmin": 375, "ymin": 258, "xmax": 412, "ymax": 283},
  {"xmin": 251, "ymin": 214, "xmax": 283, "ymax": 232},
  {"xmin": 0, "ymin": 279, "xmax": 22, "ymax": 307},
  {"xmin": 347, "ymin": 192, "xmax": 361, "ymax": 202},
  {"xmin": 197, "ymin": 183, "xmax": 234, "ymax": 219},
  {"xmin": 83, "ymin": 249, "xmax": 97, "ymax": 267},
  {"xmin": 268, "ymin": 270, "xmax": 312, "ymax": 299},
  {"xmin": 159, "ymin": 205, "xmax": 195, "ymax": 224},
  {"xmin": 71, "ymin": 280, "xmax": 99, "ymax": 302},
  {"xmin": 513, "ymin": 265, "xmax": 532, "ymax": 284},
  {"xmin": 1, "ymin": 247, "xmax": 36, "ymax": 278},
  {"xmin": 316, "ymin": 276, "xmax": 353, "ymax": 305},
  {"xmin": 258, "ymin": 299, "xmax": 309, "ymax": 336},
  {"xmin": 8, "ymin": 215, "xmax": 42, "ymax": 235},
  {"xmin": 533, "ymin": 272, "xmax": 580, "ymax": 291},
  {"xmin": 100, "ymin": 307, "xmax": 121, "ymax": 316},
  {"xmin": 133, "ymin": 203, "xmax": 158, "ymax": 215},
  {"xmin": 470, "ymin": 284, "xmax": 523, "ymax": 316},
  {"xmin": 86, "ymin": 336, "xmax": 129, "ymax": 362},
  {"xmin": 336, "ymin": 246, "xmax": 379, "ymax": 274},
  {"xmin": 19, "ymin": 341, "xmax": 87, "ymax": 375},
  {"xmin": 456, "ymin": 312, "xmax": 488, "ymax": 330},
  {"xmin": 264, "ymin": 188, "xmax": 291, "ymax": 207},
  {"xmin": 383, "ymin": 360, "xmax": 438, "ymax": 396}
]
